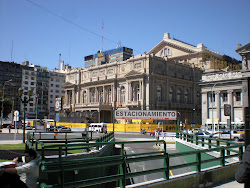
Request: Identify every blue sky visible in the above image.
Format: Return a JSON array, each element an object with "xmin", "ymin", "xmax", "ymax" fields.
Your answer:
[{"xmin": 1, "ymin": 0, "xmax": 250, "ymax": 70}]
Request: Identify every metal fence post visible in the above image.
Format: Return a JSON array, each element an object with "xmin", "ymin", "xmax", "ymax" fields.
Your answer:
[
  {"xmin": 202, "ymin": 138, "xmax": 204, "ymax": 147},
  {"xmin": 239, "ymin": 146, "xmax": 243, "ymax": 161},
  {"xmin": 227, "ymin": 143, "xmax": 230, "ymax": 156},
  {"xmin": 119, "ymin": 143, "xmax": 126, "ymax": 188},
  {"xmin": 220, "ymin": 147, "xmax": 225, "ymax": 166},
  {"xmin": 196, "ymin": 151, "xmax": 201, "ymax": 172},
  {"xmin": 163, "ymin": 142, "xmax": 169, "ymax": 180},
  {"xmin": 58, "ymin": 147, "xmax": 64, "ymax": 187}
]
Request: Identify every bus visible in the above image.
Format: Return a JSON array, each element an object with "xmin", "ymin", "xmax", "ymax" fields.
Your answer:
[{"xmin": 205, "ymin": 122, "xmax": 245, "ymax": 133}]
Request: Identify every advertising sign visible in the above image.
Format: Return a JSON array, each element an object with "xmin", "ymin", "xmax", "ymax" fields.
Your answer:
[
  {"xmin": 55, "ymin": 98, "xmax": 62, "ymax": 112},
  {"xmin": 115, "ymin": 110, "xmax": 177, "ymax": 120}
]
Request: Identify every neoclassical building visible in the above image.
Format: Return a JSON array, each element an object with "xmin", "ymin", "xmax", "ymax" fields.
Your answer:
[
  {"xmin": 63, "ymin": 52, "xmax": 202, "ymax": 124},
  {"xmin": 63, "ymin": 32, "xmax": 244, "ymax": 124},
  {"xmin": 148, "ymin": 33, "xmax": 241, "ymax": 71},
  {"xmin": 200, "ymin": 42, "xmax": 250, "ymax": 130}
]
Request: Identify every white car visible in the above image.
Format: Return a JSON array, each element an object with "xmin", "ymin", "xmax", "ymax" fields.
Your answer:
[
  {"xmin": 195, "ymin": 131, "xmax": 211, "ymax": 138},
  {"xmin": 212, "ymin": 130, "xmax": 244, "ymax": 141}
]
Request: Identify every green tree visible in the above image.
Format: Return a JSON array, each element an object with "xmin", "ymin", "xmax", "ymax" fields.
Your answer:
[{"xmin": 0, "ymin": 86, "xmax": 13, "ymax": 119}]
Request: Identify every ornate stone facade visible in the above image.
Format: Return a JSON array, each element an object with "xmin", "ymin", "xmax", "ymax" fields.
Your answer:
[
  {"xmin": 64, "ymin": 53, "xmax": 202, "ymax": 124},
  {"xmin": 200, "ymin": 43, "xmax": 250, "ymax": 130}
]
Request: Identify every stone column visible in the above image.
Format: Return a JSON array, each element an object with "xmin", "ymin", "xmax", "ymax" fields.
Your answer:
[
  {"xmin": 215, "ymin": 91, "xmax": 220, "ymax": 122},
  {"xmin": 127, "ymin": 82, "xmax": 131, "ymax": 102},
  {"xmin": 65, "ymin": 90, "xmax": 68, "ymax": 105},
  {"xmin": 72, "ymin": 89, "xmax": 75, "ymax": 105},
  {"xmin": 95, "ymin": 87, "xmax": 98, "ymax": 102},
  {"xmin": 103, "ymin": 86, "xmax": 106, "ymax": 103}
]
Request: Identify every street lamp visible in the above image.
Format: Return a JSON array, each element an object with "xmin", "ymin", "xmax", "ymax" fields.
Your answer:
[
  {"xmin": 18, "ymin": 88, "xmax": 33, "ymax": 143},
  {"xmin": 1, "ymin": 79, "xmax": 12, "ymax": 127}
]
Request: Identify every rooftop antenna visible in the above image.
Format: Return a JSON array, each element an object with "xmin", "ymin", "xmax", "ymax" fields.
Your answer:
[
  {"xmin": 11, "ymin": 40, "xmax": 13, "ymax": 62},
  {"xmin": 117, "ymin": 41, "xmax": 121, "ymax": 48},
  {"xmin": 59, "ymin": 53, "xmax": 61, "ymax": 69},
  {"xmin": 102, "ymin": 20, "xmax": 104, "ymax": 52}
]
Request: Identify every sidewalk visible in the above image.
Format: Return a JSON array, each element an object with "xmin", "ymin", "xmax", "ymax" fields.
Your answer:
[{"xmin": 214, "ymin": 180, "xmax": 243, "ymax": 187}]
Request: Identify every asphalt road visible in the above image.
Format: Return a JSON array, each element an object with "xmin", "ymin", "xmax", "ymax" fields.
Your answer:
[{"xmin": 114, "ymin": 133, "xmax": 191, "ymax": 184}]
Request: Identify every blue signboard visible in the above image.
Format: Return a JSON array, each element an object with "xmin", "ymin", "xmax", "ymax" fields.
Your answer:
[{"xmin": 56, "ymin": 113, "xmax": 60, "ymax": 122}]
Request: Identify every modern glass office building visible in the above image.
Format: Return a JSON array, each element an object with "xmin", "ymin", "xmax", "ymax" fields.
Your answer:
[{"xmin": 84, "ymin": 47, "xmax": 133, "ymax": 68}]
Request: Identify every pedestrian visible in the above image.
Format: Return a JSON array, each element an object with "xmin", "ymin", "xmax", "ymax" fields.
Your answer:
[
  {"xmin": 0, "ymin": 148, "xmax": 39, "ymax": 188},
  {"xmin": 155, "ymin": 129, "xmax": 160, "ymax": 146},
  {"xmin": 8, "ymin": 124, "xmax": 11, "ymax": 133},
  {"xmin": 235, "ymin": 145, "xmax": 250, "ymax": 187}
]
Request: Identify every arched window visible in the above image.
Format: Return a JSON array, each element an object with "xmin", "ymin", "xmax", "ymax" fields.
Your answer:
[
  {"xmin": 157, "ymin": 85, "xmax": 162, "ymax": 101},
  {"xmin": 109, "ymin": 88, "xmax": 112, "ymax": 103},
  {"xmin": 120, "ymin": 86, "xmax": 126, "ymax": 103},
  {"xmin": 169, "ymin": 87, "xmax": 174, "ymax": 102},
  {"xmin": 177, "ymin": 89, "xmax": 181, "ymax": 103},
  {"xmin": 83, "ymin": 91, "xmax": 87, "ymax": 104},
  {"xmin": 136, "ymin": 84, "xmax": 140, "ymax": 101},
  {"xmin": 100, "ymin": 89, "xmax": 103, "ymax": 103},
  {"xmin": 91, "ymin": 89, "xmax": 95, "ymax": 103},
  {"xmin": 184, "ymin": 89, "xmax": 189, "ymax": 103}
]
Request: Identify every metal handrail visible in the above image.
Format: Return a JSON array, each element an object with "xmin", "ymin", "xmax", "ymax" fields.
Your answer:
[{"xmin": 39, "ymin": 138, "xmax": 243, "ymax": 188}]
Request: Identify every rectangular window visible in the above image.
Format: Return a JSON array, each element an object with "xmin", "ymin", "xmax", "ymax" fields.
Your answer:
[
  {"xmin": 236, "ymin": 92, "xmax": 241, "ymax": 101},
  {"xmin": 210, "ymin": 93, "xmax": 215, "ymax": 102},
  {"xmin": 222, "ymin": 93, "xmax": 227, "ymax": 102}
]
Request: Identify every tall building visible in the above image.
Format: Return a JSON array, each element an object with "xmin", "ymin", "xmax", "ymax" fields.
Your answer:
[
  {"xmin": 200, "ymin": 42, "xmax": 250, "ymax": 131},
  {"xmin": 0, "ymin": 61, "xmax": 22, "ymax": 113},
  {"xmin": 84, "ymin": 47, "xmax": 133, "ymax": 68},
  {"xmin": 48, "ymin": 61, "xmax": 69, "ymax": 119},
  {"xmin": 21, "ymin": 61, "xmax": 50, "ymax": 120},
  {"xmin": 148, "ymin": 33, "xmax": 241, "ymax": 72}
]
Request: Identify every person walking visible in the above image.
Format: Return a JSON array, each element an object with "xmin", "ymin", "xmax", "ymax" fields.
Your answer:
[
  {"xmin": 235, "ymin": 145, "xmax": 250, "ymax": 187},
  {"xmin": 155, "ymin": 129, "xmax": 160, "ymax": 146}
]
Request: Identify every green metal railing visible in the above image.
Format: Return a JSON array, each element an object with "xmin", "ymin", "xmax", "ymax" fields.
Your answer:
[
  {"xmin": 26, "ymin": 131, "xmax": 114, "ymax": 160},
  {"xmin": 178, "ymin": 132, "xmax": 243, "ymax": 156},
  {"xmin": 38, "ymin": 137, "xmax": 244, "ymax": 188}
]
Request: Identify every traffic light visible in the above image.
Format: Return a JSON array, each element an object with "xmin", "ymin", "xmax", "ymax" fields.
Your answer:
[{"xmin": 224, "ymin": 104, "xmax": 231, "ymax": 116}]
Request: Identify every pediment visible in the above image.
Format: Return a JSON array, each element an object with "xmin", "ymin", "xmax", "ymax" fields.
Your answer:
[
  {"xmin": 236, "ymin": 43, "xmax": 250, "ymax": 54},
  {"xmin": 63, "ymin": 81, "xmax": 74, "ymax": 87},
  {"xmin": 125, "ymin": 70, "xmax": 144, "ymax": 78},
  {"xmin": 148, "ymin": 40, "xmax": 197, "ymax": 56}
]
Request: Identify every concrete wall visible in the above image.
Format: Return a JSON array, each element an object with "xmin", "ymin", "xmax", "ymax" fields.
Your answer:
[{"xmin": 130, "ymin": 163, "xmax": 240, "ymax": 188}]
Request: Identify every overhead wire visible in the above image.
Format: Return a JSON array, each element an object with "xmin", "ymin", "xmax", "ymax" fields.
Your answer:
[
  {"xmin": 25, "ymin": 0, "xmax": 118, "ymax": 46},
  {"xmin": 25, "ymin": 0, "xmax": 142, "ymax": 54}
]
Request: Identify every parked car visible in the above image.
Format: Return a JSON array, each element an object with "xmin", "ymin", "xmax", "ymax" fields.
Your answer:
[
  {"xmin": 56, "ymin": 126, "xmax": 71, "ymax": 132},
  {"xmin": 212, "ymin": 130, "xmax": 244, "ymax": 141},
  {"xmin": 195, "ymin": 131, "xmax": 211, "ymax": 138}
]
